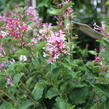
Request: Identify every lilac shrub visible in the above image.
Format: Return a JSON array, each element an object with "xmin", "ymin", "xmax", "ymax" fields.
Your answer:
[{"xmin": 0, "ymin": 1, "xmax": 109, "ymax": 109}]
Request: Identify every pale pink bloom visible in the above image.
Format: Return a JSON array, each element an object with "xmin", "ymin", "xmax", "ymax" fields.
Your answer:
[
  {"xmin": 6, "ymin": 77, "xmax": 13, "ymax": 85},
  {"xmin": 0, "ymin": 62, "xmax": 5, "ymax": 70},
  {"xmin": 27, "ymin": 25, "xmax": 32, "ymax": 30},
  {"xmin": 39, "ymin": 23, "xmax": 52, "ymax": 38},
  {"xmin": 43, "ymin": 29, "xmax": 68, "ymax": 63},
  {"xmin": 105, "ymin": 33, "xmax": 109, "ymax": 36},
  {"xmin": 39, "ymin": 29, "xmax": 47, "ymax": 34},
  {"xmin": 28, "ymin": 38, "xmax": 37, "ymax": 46},
  {"xmin": 26, "ymin": 6, "xmax": 37, "ymax": 17},
  {"xmin": 0, "ymin": 53, "xmax": 3, "ymax": 57},
  {"xmin": 0, "ymin": 31, "xmax": 8, "ymax": 38},
  {"xmin": 20, "ymin": 22, "xmax": 28, "ymax": 32},
  {"xmin": 93, "ymin": 57, "xmax": 102, "ymax": 64},
  {"xmin": 0, "ymin": 16, "xmax": 7, "ymax": 22},
  {"xmin": 25, "ymin": 7, "xmax": 42, "ymax": 27},
  {"xmin": 31, "ymin": 38, "xmax": 37, "ymax": 44},
  {"xmin": 93, "ymin": 23, "xmax": 105, "ymax": 32},
  {"xmin": 6, "ymin": 18, "xmax": 27, "ymax": 46}
]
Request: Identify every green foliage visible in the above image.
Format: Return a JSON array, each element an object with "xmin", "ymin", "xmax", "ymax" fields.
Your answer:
[{"xmin": 32, "ymin": 80, "xmax": 47, "ymax": 100}]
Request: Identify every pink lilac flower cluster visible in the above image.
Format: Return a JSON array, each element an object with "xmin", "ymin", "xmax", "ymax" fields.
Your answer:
[
  {"xmin": 93, "ymin": 23, "xmax": 105, "ymax": 32},
  {"xmin": 58, "ymin": 0, "xmax": 73, "ymax": 17},
  {"xmin": 93, "ymin": 23, "xmax": 109, "ymax": 37},
  {"xmin": 25, "ymin": 6, "xmax": 42, "ymax": 27},
  {"xmin": 56, "ymin": 0, "xmax": 73, "ymax": 32},
  {"xmin": 38, "ymin": 23, "xmax": 52, "ymax": 40},
  {"xmin": 28, "ymin": 38, "xmax": 37, "ymax": 46},
  {"xmin": 62, "ymin": 0, "xmax": 71, "ymax": 5},
  {"xmin": 93, "ymin": 56, "xmax": 102, "ymax": 64},
  {"xmin": 26, "ymin": 6, "xmax": 37, "ymax": 17},
  {"xmin": 6, "ymin": 18, "xmax": 28, "ymax": 46},
  {"xmin": 64, "ymin": 7, "xmax": 73, "ymax": 16},
  {"xmin": 43, "ymin": 30, "xmax": 68, "ymax": 63}
]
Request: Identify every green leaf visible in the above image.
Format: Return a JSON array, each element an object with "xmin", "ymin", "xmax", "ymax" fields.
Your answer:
[
  {"xmin": 47, "ymin": 8, "xmax": 62, "ymax": 16},
  {"xmin": 26, "ymin": 76, "xmax": 34, "ymax": 86},
  {"xmin": 13, "ymin": 73, "xmax": 24, "ymax": 85},
  {"xmin": 18, "ymin": 100, "xmax": 33, "ymax": 109},
  {"xmin": 66, "ymin": 104, "xmax": 75, "ymax": 109},
  {"xmin": 7, "ymin": 62, "xmax": 26, "ymax": 73},
  {"xmin": 32, "ymin": 80, "xmax": 47, "ymax": 100},
  {"xmin": 6, "ymin": 103, "xmax": 16, "ymax": 109},
  {"xmin": 32, "ymin": 41, "xmax": 46, "ymax": 53},
  {"xmin": 63, "ymin": 2, "xmax": 72, "ymax": 10},
  {"xmin": 46, "ymin": 87, "xmax": 58, "ymax": 99},
  {"xmin": 0, "ymin": 103, "xmax": 15, "ymax": 109},
  {"xmin": 106, "ymin": 1, "xmax": 109, "ymax": 5},
  {"xmin": 56, "ymin": 97, "xmax": 66, "ymax": 109},
  {"xmin": 0, "ymin": 104, "xmax": 6, "ymax": 109},
  {"xmin": 90, "ymin": 104, "xmax": 98, "ymax": 109},
  {"xmin": 89, "ymin": 50, "xmax": 97, "ymax": 56},
  {"xmin": 70, "ymin": 87, "xmax": 90, "ymax": 104},
  {"xmin": 105, "ymin": 72, "xmax": 109, "ymax": 83},
  {"xmin": 95, "ymin": 84, "xmax": 109, "ymax": 97},
  {"xmin": 14, "ymin": 48, "xmax": 31, "ymax": 57},
  {"xmin": 38, "ymin": 0, "xmax": 50, "ymax": 7}
]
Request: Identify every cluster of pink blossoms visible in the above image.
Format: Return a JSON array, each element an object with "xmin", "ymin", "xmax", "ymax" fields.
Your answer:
[
  {"xmin": 28, "ymin": 38, "xmax": 37, "ymax": 46},
  {"xmin": 38, "ymin": 23, "xmax": 68, "ymax": 63},
  {"xmin": 25, "ymin": 6, "xmax": 42, "ymax": 27},
  {"xmin": 43, "ymin": 30, "xmax": 68, "ymax": 63},
  {"xmin": 38, "ymin": 23, "xmax": 52, "ymax": 40},
  {"xmin": 0, "ymin": 6, "xmax": 69, "ymax": 64},
  {"xmin": 93, "ymin": 56, "xmax": 102, "ymax": 64},
  {"xmin": 93, "ymin": 23, "xmax": 109, "ymax": 37},
  {"xmin": 6, "ymin": 18, "xmax": 29, "ymax": 46}
]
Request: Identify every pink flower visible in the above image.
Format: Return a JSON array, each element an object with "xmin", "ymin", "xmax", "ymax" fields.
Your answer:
[
  {"xmin": 104, "ymin": 33, "xmax": 109, "ymax": 36},
  {"xmin": 93, "ymin": 23, "xmax": 105, "ymax": 32},
  {"xmin": 31, "ymin": 38, "xmax": 37, "ymax": 44},
  {"xmin": 28, "ymin": 38, "xmax": 37, "ymax": 46},
  {"xmin": 6, "ymin": 77, "xmax": 13, "ymax": 85},
  {"xmin": 43, "ymin": 30, "xmax": 68, "ymax": 63},
  {"xmin": 65, "ymin": 7, "xmax": 73, "ymax": 15},
  {"xmin": 6, "ymin": 18, "xmax": 27, "ymax": 46},
  {"xmin": 20, "ymin": 22, "xmax": 28, "ymax": 32},
  {"xmin": 0, "ymin": 31, "xmax": 8, "ymax": 38},
  {"xmin": 38, "ymin": 23, "xmax": 52, "ymax": 40},
  {"xmin": 0, "ymin": 16, "xmax": 7, "ymax": 22},
  {"xmin": 93, "ymin": 57, "xmax": 102, "ymax": 64},
  {"xmin": 25, "ymin": 7, "xmax": 37, "ymax": 17},
  {"xmin": 0, "ymin": 62, "xmax": 5, "ymax": 70},
  {"xmin": 25, "ymin": 7, "xmax": 42, "ymax": 27}
]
